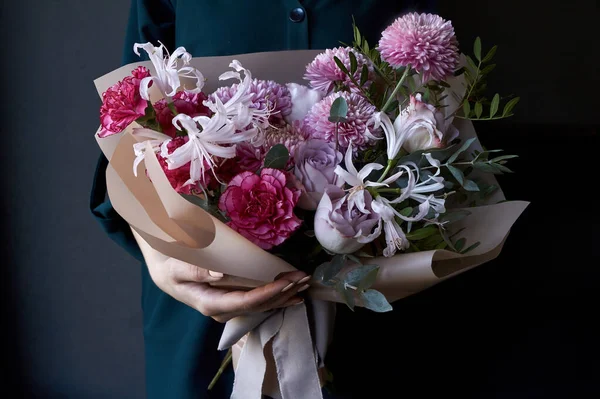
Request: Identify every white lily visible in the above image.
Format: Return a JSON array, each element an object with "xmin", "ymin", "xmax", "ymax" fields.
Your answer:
[
  {"xmin": 131, "ymin": 128, "xmax": 173, "ymax": 176},
  {"xmin": 371, "ymin": 197, "xmax": 410, "ymax": 257},
  {"xmin": 160, "ymin": 113, "xmax": 255, "ymax": 185},
  {"xmin": 334, "ymin": 144, "xmax": 404, "ymax": 214},
  {"xmin": 133, "ymin": 42, "xmax": 204, "ymax": 100},
  {"xmin": 205, "ymin": 60, "xmax": 271, "ymax": 133}
]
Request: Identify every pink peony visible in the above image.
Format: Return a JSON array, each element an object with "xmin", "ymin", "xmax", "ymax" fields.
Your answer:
[
  {"xmin": 99, "ymin": 66, "xmax": 151, "ymax": 137},
  {"xmin": 154, "ymin": 91, "xmax": 212, "ymax": 137},
  {"xmin": 157, "ymin": 136, "xmax": 212, "ymax": 194},
  {"xmin": 304, "ymin": 92, "xmax": 381, "ymax": 152},
  {"xmin": 219, "ymin": 169, "xmax": 302, "ymax": 250},
  {"xmin": 211, "ymin": 79, "xmax": 292, "ymax": 126},
  {"xmin": 378, "ymin": 13, "xmax": 460, "ymax": 82},
  {"xmin": 304, "ymin": 47, "xmax": 374, "ymax": 94}
]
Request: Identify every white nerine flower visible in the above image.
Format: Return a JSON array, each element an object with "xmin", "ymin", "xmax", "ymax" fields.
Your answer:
[
  {"xmin": 133, "ymin": 42, "xmax": 204, "ymax": 100},
  {"xmin": 131, "ymin": 128, "xmax": 173, "ymax": 176},
  {"xmin": 205, "ymin": 60, "xmax": 271, "ymax": 133},
  {"xmin": 370, "ymin": 111, "xmax": 406, "ymax": 160},
  {"xmin": 371, "ymin": 197, "xmax": 410, "ymax": 257},
  {"xmin": 334, "ymin": 144, "xmax": 403, "ymax": 214}
]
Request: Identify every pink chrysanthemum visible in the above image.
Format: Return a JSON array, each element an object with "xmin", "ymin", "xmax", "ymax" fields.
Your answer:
[
  {"xmin": 304, "ymin": 47, "xmax": 374, "ymax": 94},
  {"xmin": 211, "ymin": 79, "xmax": 292, "ymax": 125},
  {"xmin": 236, "ymin": 122, "xmax": 307, "ymax": 171},
  {"xmin": 303, "ymin": 92, "xmax": 381, "ymax": 152},
  {"xmin": 378, "ymin": 13, "xmax": 460, "ymax": 82}
]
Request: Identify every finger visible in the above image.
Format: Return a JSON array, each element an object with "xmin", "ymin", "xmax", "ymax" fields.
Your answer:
[
  {"xmin": 166, "ymin": 258, "xmax": 224, "ymax": 284},
  {"xmin": 254, "ymin": 279, "xmax": 311, "ymax": 312}
]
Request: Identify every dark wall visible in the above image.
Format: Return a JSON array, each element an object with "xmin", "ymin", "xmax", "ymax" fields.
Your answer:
[{"xmin": 2, "ymin": 1, "xmax": 597, "ymax": 398}]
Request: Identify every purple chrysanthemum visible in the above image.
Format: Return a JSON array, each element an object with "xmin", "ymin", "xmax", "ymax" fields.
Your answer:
[
  {"xmin": 211, "ymin": 79, "xmax": 292, "ymax": 125},
  {"xmin": 378, "ymin": 13, "xmax": 460, "ymax": 82},
  {"xmin": 304, "ymin": 47, "xmax": 374, "ymax": 94},
  {"xmin": 303, "ymin": 92, "xmax": 381, "ymax": 152}
]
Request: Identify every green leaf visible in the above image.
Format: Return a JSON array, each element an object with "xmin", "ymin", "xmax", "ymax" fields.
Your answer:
[
  {"xmin": 466, "ymin": 55, "xmax": 478, "ymax": 72},
  {"xmin": 454, "ymin": 237, "xmax": 466, "ymax": 252},
  {"xmin": 406, "ymin": 226, "xmax": 439, "ymax": 241},
  {"xmin": 263, "ymin": 144, "xmax": 289, "ymax": 169},
  {"xmin": 313, "ymin": 261, "xmax": 330, "ymax": 284},
  {"xmin": 482, "ymin": 45, "xmax": 498, "ymax": 63},
  {"xmin": 346, "ymin": 254, "xmax": 362, "ymax": 265},
  {"xmin": 448, "ymin": 137, "xmax": 477, "ymax": 164},
  {"xmin": 324, "ymin": 255, "xmax": 346, "ymax": 281},
  {"xmin": 344, "ymin": 264, "xmax": 379, "ymax": 289},
  {"xmin": 481, "ymin": 64, "xmax": 496, "ymax": 75},
  {"xmin": 490, "ymin": 94, "xmax": 500, "ymax": 118},
  {"xmin": 462, "ymin": 101, "xmax": 471, "ymax": 118},
  {"xmin": 361, "ymin": 289, "xmax": 393, "ymax": 312},
  {"xmin": 490, "ymin": 155, "xmax": 518, "ymax": 162},
  {"xmin": 439, "ymin": 80, "xmax": 451, "ymax": 88},
  {"xmin": 439, "ymin": 210, "xmax": 471, "ymax": 224},
  {"xmin": 435, "ymin": 241, "xmax": 448, "ymax": 250},
  {"xmin": 333, "ymin": 56, "xmax": 349, "ymax": 75},
  {"xmin": 463, "ymin": 179, "xmax": 480, "ymax": 192},
  {"xmin": 349, "ymin": 50, "xmax": 358, "ymax": 74},
  {"xmin": 474, "ymin": 37, "xmax": 482, "ymax": 62},
  {"xmin": 502, "ymin": 97, "xmax": 520, "ymax": 117},
  {"xmin": 360, "ymin": 64, "xmax": 369, "ymax": 86},
  {"xmin": 474, "ymin": 102, "xmax": 483, "ymax": 118},
  {"xmin": 399, "ymin": 207, "xmax": 413, "ymax": 217},
  {"xmin": 461, "ymin": 241, "xmax": 481, "ymax": 254},
  {"xmin": 336, "ymin": 281, "xmax": 355, "ymax": 311},
  {"xmin": 473, "ymin": 162, "xmax": 503, "ymax": 174},
  {"xmin": 446, "ymin": 164, "xmax": 465, "ymax": 185},
  {"xmin": 495, "ymin": 164, "xmax": 514, "ymax": 173},
  {"xmin": 328, "ymin": 96, "xmax": 349, "ymax": 123}
]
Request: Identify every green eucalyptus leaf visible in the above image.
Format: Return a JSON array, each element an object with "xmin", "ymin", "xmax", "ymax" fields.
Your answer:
[
  {"xmin": 482, "ymin": 45, "xmax": 498, "ymax": 63},
  {"xmin": 360, "ymin": 64, "xmax": 369, "ymax": 86},
  {"xmin": 454, "ymin": 237, "xmax": 466, "ymax": 252},
  {"xmin": 406, "ymin": 226, "xmax": 438, "ymax": 240},
  {"xmin": 463, "ymin": 179, "xmax": 480, "ymax": 192},
  {"xmin": 502, "ymin": 97, "xmax": 520, "ymax": 117},
  {"xmin": 490, "ymin": 94, "xmax": 500, "ymax": 118},
  {"xmin": 349, "ymin": 51, "xmax": 358, "ymax": 74},
  {"xmin": 346, "ymin": 254, "xmax": 362, "ymax": 265},
  {"xmin": 446, "ymin": 164, "xmax": 465, "ymax": 185},
  {"xmin": 474, "ymin": 102, "xmax": 483, "ymax": 118},
  {"xmin": 361, "ymin": 289, "xmax": 393, "ymax": 312},
  {"xmin": 473, "ymin": 162, "xmax": 503, "ymax": 174},
  {"xmin": 263, "ymin": 144, "xmax": 289, "ymax": 170},
  {"xmin": 328, "ymin": 97, "xmax": 349, "ymax": 123},
  {"xmin": 462, "ymin": 101, "xmax": 471, "ymax": 118},
  {"xmin": 495, "ymin": 164, "xmax": 514, "ymax": 173},
  {"xmin": 474, "ymin": 37, "xmax": 482, "ymax": 62},
  {"xmin": 344, "ymin": 264, "xmax": 379, "ymax": 289},
  {"xmin": 313, "ymin": 261, "xmax": 330, "ymax": 283},
  {"xmin": 448, "ymin": 137, "xmax": 477, "ymax": 164},
  {"xmin": 490, "ymin": 155, "xmax": 518, "ymax": 162},
  {"xmin": 324, "ymin": 255, "xmax": 347, "ymax": 281},
  {"xmin": 336, "ymin": 281, "xmax": 355, "ymax": 311},
  {"xmin": 333, "ymin": 56, "xmax": 349, "ymax": 75}
]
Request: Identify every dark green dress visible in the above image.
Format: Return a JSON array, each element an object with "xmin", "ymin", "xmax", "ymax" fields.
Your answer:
[{"xmin": 91, "ymin": 1, "xmax": 437, "ymax": 398}]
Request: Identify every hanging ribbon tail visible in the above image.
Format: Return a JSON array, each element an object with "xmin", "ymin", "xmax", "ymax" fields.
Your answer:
[{"xmin": 219, "ymin": 302, "xmax": 327, "ymax": 399}]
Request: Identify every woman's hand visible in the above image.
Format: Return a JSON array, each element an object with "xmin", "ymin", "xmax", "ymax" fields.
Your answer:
[{"xmin": 131, "ymin": 229, "xmax": 310, "ymax": 323}]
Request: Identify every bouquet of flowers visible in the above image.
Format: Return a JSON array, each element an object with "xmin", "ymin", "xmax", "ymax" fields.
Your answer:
[{"xmin": 94, "ymin": 12, "xmax": 528, "ymax": 399}]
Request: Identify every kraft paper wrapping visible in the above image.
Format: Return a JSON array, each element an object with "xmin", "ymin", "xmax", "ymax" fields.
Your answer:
[{"xmin": 94, "ymin": 50, "xmax": 529, "ymax": 399}]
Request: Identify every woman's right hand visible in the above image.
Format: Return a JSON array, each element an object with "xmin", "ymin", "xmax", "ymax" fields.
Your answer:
[{"xmin": 131, "ymin": 229, "xmax": 310, "ymax": 323}]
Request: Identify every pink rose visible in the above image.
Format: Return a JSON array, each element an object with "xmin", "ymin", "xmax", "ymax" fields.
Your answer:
[
  {"xmin": 154, "ymin": 91, "xmax": 212, "ymax": 137},
  {"xmin": 219, "ymin": 169, "xmax": 302, "ymax": 250},
  {"xmin": 395, "ymin": 94, "xmax": 459, "ymax": 153},
  {"xmin": 157, "ymin": 136, "xmax": 212, "ymax": 194},
  {"xmin": 99, "ymin": 66, "xmax": 150, "ymax": 138}
]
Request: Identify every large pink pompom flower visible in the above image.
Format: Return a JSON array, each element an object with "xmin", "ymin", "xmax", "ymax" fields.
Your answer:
[
  {"xmin": 211, "ymin": 79, "xmax": 292, "ymax": 125},
  {"xmin": 304, "ymin": 47, "xmax": 374, "ymax": 94},
  {"xmin": 219, "ymin": 169, "xmax": 302, "ymax": 250},
  {"xmin": 378, "ymin": 13, "xmax": 460, "ymax": 82},
  {"xmin": 98, "ymin": 66, "xmax": 150, "ymax": 137},
  {"xmin": 303, "ymin": 92, "xmax": 381, "ymax": 152}
]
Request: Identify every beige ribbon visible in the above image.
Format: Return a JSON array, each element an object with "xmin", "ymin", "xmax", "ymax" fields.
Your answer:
[{"xmin": 219, "ymin": 300, "xmax": 335, "ymax": 399}]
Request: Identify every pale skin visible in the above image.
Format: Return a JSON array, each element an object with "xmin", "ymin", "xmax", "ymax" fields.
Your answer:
[{"xmin": 131, "ymin": 228, "xmax": 310, "ymax": 323}]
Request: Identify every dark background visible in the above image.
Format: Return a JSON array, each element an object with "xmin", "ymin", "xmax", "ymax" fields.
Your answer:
[{"xmin": 1, "ymin": 0, "xmax": 598, "ymax": 398}]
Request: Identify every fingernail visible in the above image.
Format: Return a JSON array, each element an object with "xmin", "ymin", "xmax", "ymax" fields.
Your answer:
[
  {"xmin": 297, "ymin": 275, "xmax": 311, "ymax": 284},
  {"xmin": 297, "ymin": 284, "xmax": 310, "ymax": 293},
  {"xmin": 208, "ymin": 271, "xmax": 224, "ymax": 278},
  {"xmin": 281, "ymin": 282, "xmax": 295, "ymax": 293},
  {"xmin": 293, "ymin": 299, "xmax": 305, "ymax": 306}
]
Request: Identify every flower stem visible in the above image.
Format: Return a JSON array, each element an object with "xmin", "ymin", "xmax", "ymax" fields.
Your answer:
[
  {"xmin": 377, "ymin": 160, "xmax": 395, "ymax": 183},
  {"xmin": 208, "ymin": 348, "xmax": 233, "ymax": 391},
  {"xmin": 377, "ymin": 188, "xmax": 401, "ymax": 194},
  {"xmin": 335, "ymin": 123, "xmax": 340, "ymax": 152},
  {"xmin": 381, "ymin": 65, "xmax": 411, "ymax": 113}
]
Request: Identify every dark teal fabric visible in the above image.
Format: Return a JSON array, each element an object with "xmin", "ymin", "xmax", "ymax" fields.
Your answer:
[{"xmin": 91, "ymin": 1, "xmax": 437, "ymax": 398}]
